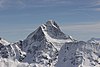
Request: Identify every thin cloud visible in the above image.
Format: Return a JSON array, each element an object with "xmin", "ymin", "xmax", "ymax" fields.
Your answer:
[
  {"xmin": 0, "ymin": 0, "xmax": 73, "ymax": 8},
  {"xmin": 61, "ymin": 22, "xmax": 100, "ymax": 32},
  {"xmin": 1, "ymin": 0, "xmax": 99, "ymax": 9},
  {"xmin": 86, "ymin": 0, "xmax": 100, "ymax": 11},
  {"xmin": 93, "ymin": 8, "xmax": 100, "ymax": 11},
  {"xmin": 0, "ymin": 0, "xmax": 99, "ymax": 9}
]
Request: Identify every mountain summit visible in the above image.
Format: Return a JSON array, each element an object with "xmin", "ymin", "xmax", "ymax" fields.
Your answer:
[
  {"xmin": 23, "ymin": 20, "xmax": 73, "ymax": 49},
  {"xmin": 26, "ymin": 20, "xmax": 68, "ymax": 42},
  {"xmin": 42, "ymin": 20, "xmax": 67, "ymax": 39},
  {"xmin": 45, "ymin": 20, "xmax": 59, "ymax": 29}
]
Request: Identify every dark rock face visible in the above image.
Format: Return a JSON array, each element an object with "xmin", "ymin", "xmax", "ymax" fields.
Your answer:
[
  {"xmin": 0, "ymin": 44, "xmax": 14, "ymax": 58},
  {"xmin": 31, "ymin": 27, "xmax": 45, "ymax": 41},
  {"xmin": 0, "ymin": 37, "xmax": 1, "ymax": 40},
  {"xmin": 0, "ymin": 45, "xmax": 8, "ymax": 58},
  {"xmin": 22, "ymin": 26, "xmax": 45, "ymax": 48},
  {"xmin": 45, "ymin": 20, "xmax": 67, "ymax": 39}
]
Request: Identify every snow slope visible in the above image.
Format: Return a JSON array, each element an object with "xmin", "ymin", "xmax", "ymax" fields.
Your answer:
[
  {"xmin": 56, "ymin": 41, "xmax": 100, "ymax": 67},
  {"xmin": 0, "ymin": 58, "xmax": 29, "ymax": 67}
]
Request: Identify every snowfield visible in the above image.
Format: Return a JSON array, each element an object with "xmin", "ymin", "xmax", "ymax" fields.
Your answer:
[{"xmin": 0, "ymin": 58, "xmax": 29, "ymax": 67}]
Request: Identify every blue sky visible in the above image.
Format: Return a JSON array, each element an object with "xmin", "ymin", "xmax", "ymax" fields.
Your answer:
[{"xmin": 0, "ymin": 0, "xmax": 100, "ymax": 42}]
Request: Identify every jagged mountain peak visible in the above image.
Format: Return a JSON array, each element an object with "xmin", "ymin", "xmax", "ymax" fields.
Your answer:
[
  {"xmin": 23, "ymin": 20, "xmax": 71, "ymax": 49},
  {"xmin": 42, "ymin": 20, "xmax": 68, "ymax": 39},
  {"xmin": 45, "ymin": 20, "xmax": 59, "ymax": 29},
  {"xmin": 26, "ymin": 20, "xmax": 70, "ymax": 42}
]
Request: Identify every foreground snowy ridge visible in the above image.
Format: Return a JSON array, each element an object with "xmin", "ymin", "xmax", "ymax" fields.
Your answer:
[
  {"xmin": 56, "ymin": 41, "xmax": 100, "ymax": 67},
  {"xmin": 0, "ymin": 20, "xmax": 100, "ymax": 67}
]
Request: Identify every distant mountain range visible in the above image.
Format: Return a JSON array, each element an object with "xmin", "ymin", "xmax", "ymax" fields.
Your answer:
[{"xmin": 0, "ymin": 20, "xmax": 100, "ymax": 67}]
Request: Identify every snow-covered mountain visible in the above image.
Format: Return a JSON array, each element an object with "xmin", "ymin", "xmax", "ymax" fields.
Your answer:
[
  {"xmin": 56, "ymin": 40, "xmax": 100, "ymax": 67},
  {"xmin": 0, "ymin": 38, "xmax": 26, "ymax": 61},
  {"xmin": 21, "ymin": 20, "xmax": 74, "ymax": 67},
  {"xmin": 0, "ymin": 20, "xmax": 100, "ymax": 67},
  {"xmin": 0, "ymin": 38, "xmax": 12, "ymax": 58}
]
